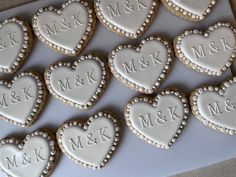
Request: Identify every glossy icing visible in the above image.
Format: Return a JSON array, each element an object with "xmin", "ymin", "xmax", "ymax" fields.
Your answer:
[
  {"xmin": 125, "ymin": 90, "xmax": 189, "ymax": 149},
  {"xmin": 109, "ymin": 36, "xmax": 173, "ymax": 94}
]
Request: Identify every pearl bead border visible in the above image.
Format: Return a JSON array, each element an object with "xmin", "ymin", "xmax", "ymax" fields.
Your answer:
[
  {"xmin": 161, "ymin": 0, "xmax": 216, "ymax": 21},
  {"xmin": 0, "ymin": 17, "xmax": 33, "ymax": 73},
  {"xmin": 32, "ymin": 0, "xmax": 96, "ymax": 56},
  {"xmin": 94, "ymin": 0, "xmax": 158, "ymax": 39},
  {"xmin": 108, "ymin": 35, "xmax": 174, "ymax": 94},
  {"xmin": 0, "ymin": 71, "xmax": 48, "ymax": 128},
  {"xmin": 44, "ymin": 54, "xmax": 109, "ymax": 109},
  {"xmin": 190, "ymin": 77, "xmax": 236, "ymax": 135},
  {"xmin": 124, "ymin": 89, "xmax": 190, "ymax": 149},
  {"xmin": 56, "ymin": 111, "xmax": 120, "ymax": 169},
  {"xmin": 0, "ymin": 130, "xmax": 59, "ymax": 177},
  {"xmin": 174, "ymin": 22, "xmax": 236, "ymax": 76}
]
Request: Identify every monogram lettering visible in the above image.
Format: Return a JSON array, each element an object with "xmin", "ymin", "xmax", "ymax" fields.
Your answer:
[
  {"xmin": 44, "ymin": 13, "xmax": 85, "ymax": 36},
  {"xmin": 0, "ymin": 86, "xmax": 35, "ymax": 109},
  {"xmin": 123, "ymin": 52, "xmax": 163, "ymax": 74},
  {"xmin": 5, "ymin": 147, "xmax": 46, "ymax": 170},
  {"xmin": 138, "ymin": 106, "xmax": 181, "ymax": 129},
  {"xmin": 207, "ymin": 99, "xmax": 236, "ymax": 117},
  {"xmin": 191, "ymin": 37, "xmax": 233, "ymax": 59},
  {"xmin": 0, "ymin": 32, "xmax": 19, "ymax": 51},
  {"xmin": 57, "ymin": 69, "xmax": 98, "ymax": 92},
  {"xmin": 69, "ymin": 127, "xmax": 111, "ymax": 151},
  {"xmin": 107, "ymin": 0, "xmax": 147, "ymax": 18}
]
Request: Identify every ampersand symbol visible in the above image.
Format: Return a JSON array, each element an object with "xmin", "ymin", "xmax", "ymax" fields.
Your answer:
[
  {"xmin": 10, "ymin": 91, "xmax": 20, "ymax": 104},
  {"xmin": 87, "ymin": 133, "xmax": 97, "ymax": 146},
  {"xmin": 22, "ymin": 153, "xmax": 31, "ymax": 165}
]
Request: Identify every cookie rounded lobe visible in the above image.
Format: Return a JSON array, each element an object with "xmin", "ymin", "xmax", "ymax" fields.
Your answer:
[
  {"xmin": 32, "ymin": 0, "xmax": 96, "ymax": 56},
  {"xmin": 56, "ymin": 111, "xmax": 120, "ymax": 169}
]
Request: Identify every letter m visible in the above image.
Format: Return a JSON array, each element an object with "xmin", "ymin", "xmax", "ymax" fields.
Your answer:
[
  {"xmin": 122, "ymin": 59, "xmax": 137, "ymax": 73},
  {"xmin": 138, "ymin": 113, "xmax": 153, "ymax": 129},
  {"xmin": 57, "ymin": 78, "xmax": 71, "ymax": 92},
  {"xmin": 70, "ymin": 137, "xmax": 83, "ymax": 151},
  {"xmin": 207, "ymin": 101, "xmax": 222, "ymax": 116},
  {"xmin": 5, "ymin": 155, "xmax": 18, "ymax": 170},
  {"xmin": 107, "ymin": 3, "xmax": 121, "ymax": 17},
  {"xmin": 191, "ymin": 44, "xmax": 206, "ymax": 59},
  {"xmin": 44, "ymin": 23, "xmax": 57, "ymax": 36}
]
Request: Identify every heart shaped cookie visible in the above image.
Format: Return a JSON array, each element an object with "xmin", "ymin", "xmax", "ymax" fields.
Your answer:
[
  {"xmin": 161, "ymin": 0, "xmax": 216, "ymax": 21},
  {"xmin": 32, "ymin": 0, "xmax": 96, "ymax": 56},
  {"xmin": 190, "ymin": 77, "xmax": 236, "ymax": 135},
  {"xmin": 44, "ymin": 54, "xmax": 109, "ymax": 109},
  {"xmin": 0, "ymin": 130, "xmax": 59, "ymax": 177},
  {"xmin": 174, "ymin": 22, "xmax": 236, "ymax": 76},
  {"xmin": 95, "ymin": 0, "xmax": 158, "ymax": 39},
  {"xmin": 0, "ymin": 71, "xmax": 47, "ymax": 127},
  {"xmin": 109, "ymin": 36, "xmax": 173, "ymax": 94},
  {"xmin": 0, "ymin": 17, "xmax": 33, "ymax": 73},
  {"xmin": 125, "ymin": 90, "xmax": 189, "ymax": 149},
  {"xmin": 57, "ymin": 111, "xmax": 120, "ymax": 169}
]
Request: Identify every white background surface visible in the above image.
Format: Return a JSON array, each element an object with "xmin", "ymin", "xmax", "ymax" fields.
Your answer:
[{"xmin": 0, "ymin": 0, "xmax": 236, "ymax": 177}]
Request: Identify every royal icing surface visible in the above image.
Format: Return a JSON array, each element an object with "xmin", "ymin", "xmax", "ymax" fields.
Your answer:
[
  {"xmin": 32, "ymin": 0, "xmax": 95, "ymax": 56},
  {"xmin": 125, "ymin": 90, "xmax": 189, "ymax": 149},
  {"xmin": 162, "ymin": 0, "xmax": 216, "ymax": 21},
  {"xmin": 95, "ymin": 0, "xmax": 158, "ymax": 39},
  {"xmin": 0, "ymin": 71, "xmax": 47, "ymax": 127},
  {"xmin": 0, "ymin": 17, "xmax": 32, "ymax": 73},
  {"xmin": 109, "ymin": 36, "xmax": 173, "ymax": 94},
  {"xmin": 175, "ymin": 22, "xmax": 236, "ymax": 76},
  {"xmin": 45, "ymin": 55, "xmax": 109, "ymax": 109},
  {"xmin": 0, "ymin": 130, "xmax": 58, "ymax": 177},
  {"xmin": 191, "ymin": 77, "xmax": 236, "ymax": 135},
  {"xmin": 57, "ymin": 112, "xmax": 120, "ymax": 169}
]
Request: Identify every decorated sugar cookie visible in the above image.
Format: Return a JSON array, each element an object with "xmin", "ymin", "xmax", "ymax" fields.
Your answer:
[
  {"xmin": 124, "ymin": 89, "xmax": 189, "ymax": 149},
  {"xmin": 0, "ymin": 71, "xmax": 48, "ymax": 127},
  {"xmin": 0, "ymin": 130, "xmax": 59, "ymax": 177},
  {"xmin": 44, "ymin": 54, "xmax": 109, "ymax": 109},
  {"xmin": 161, "ymin": 0, "xmax": 216, "ymax": 21},
  {"xmin": 190, "ymin": 77, "xmax": 236, "ymax": 135},
  {"xmin": 57, "ymin": 111, "xmax": 120, "ymax": 169},
  {"xmin": 174, "ymin": 22, "xmax": 236, "ymax": 76},
  {"xmin": 32, "ymin": 0, "xmax": 96, "ymax": 56},
  {"xmin": 0, "ymin": 17, "xmax": 33, "ymax": 73},
  {"xmin": 109, "ymin": 36, "xmax": 173, "ymax": 94},
  {"xmin": 94, "ymin": 0, "xmax": 158, "ymax": 39}
]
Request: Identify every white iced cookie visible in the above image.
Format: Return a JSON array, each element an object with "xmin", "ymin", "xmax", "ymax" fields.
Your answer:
[
  {"xmin": 44, "ymin": 54, "xmax": 109, "ymax": 109},
  {"xmin": 125, "ymin": 90, "xmax": 189, "ymax": 149},
  {"xmin": 0, "ymin": 17, "xmax": 33, "ymax": 73},
  {"xmin": 190, "ymin": 77, "xmax": 236, "ymax": 135},
  {"xmin": 0, "ymin": 130, "xmax": 59, "ymax": 177},
  {"xmin": 57, "ymin": 112, "xmax": 120, "ymax": 169},
  {"xmin": 0, "ymin": 71, "xmax": 47, "ymax": 127},
  {"xmin": 174, "ymin": 22, "xmax": 236, "ymax": 76},
  {"xmin": 109, "ymin": 36, "xmax": 173, "ymax": 94},
  {"xmin": 95, "ymin": 0, "xmax": 158, "ymax": 39},
  {"xmin": 161, "ymin": 0, "xmax": 216, "ymax": 21},
  {"xmin": 32, "ymin": 0, "xmax": 96, "ymax": 56}
]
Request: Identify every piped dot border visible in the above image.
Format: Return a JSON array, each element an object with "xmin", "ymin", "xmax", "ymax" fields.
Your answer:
[
  {"xmin": 174, "ymin": 22, "xmax": 236, "ymax": 76},
  {"xmin": 94, "ymin": 0, "xmax": 158, "ymax": 39},
  {"xmin": 0, "ymin": 71, "xmax": 48, "ymax": 127},
  {"xmin": 108, "ymin": 35, "xmax": 174, "ymax": 94},
  {"xmin": 44, "ymin": 54, "xmax": 109, "ymax": 109},
  {"xmin": 190, "ymin": 77, "xmax": 236, "ymax": 135},
  {"xmin": 0, "ymin": 17, "xmax": 33, "ymax": 73},
  {"xmin": 56, "ymin": 111, "xmax": 120, "ymax": 169},
  {"xmin": 32, "ymin": 0, "xmax": 96, "ymax": 56},
  {"xmin": 124, "ymin": 89, "xmax": 190, "ymax": 149},
  {"xmin": 161, "ymin": 0, "xmax": 216, "ymax": 21},
  {"xmin": 0, "ymin": 130, "xmax": 59, "ymax": 177}
]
